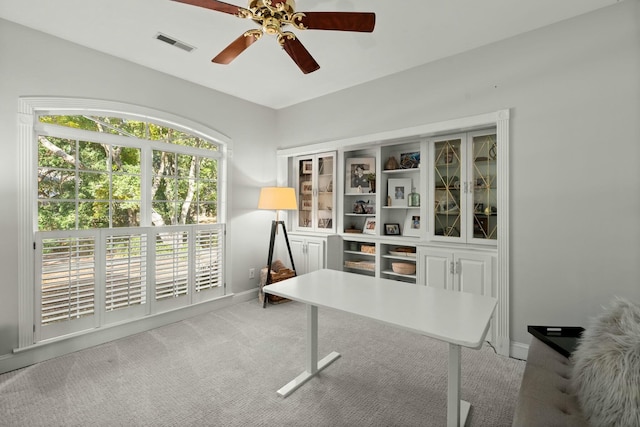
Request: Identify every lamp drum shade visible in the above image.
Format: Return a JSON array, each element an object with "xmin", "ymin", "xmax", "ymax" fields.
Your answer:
[{"xmin": 258, "ymin": 187, "xmax": 298, "ymax": 210}]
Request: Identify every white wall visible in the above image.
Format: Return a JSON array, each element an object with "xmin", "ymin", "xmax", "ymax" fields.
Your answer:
[
  {"xmin": 275, "ymin": 1, "xmax": 640, "ymax": 346},
  {"xmin": 0, "ymin": 19, "xmax": 279, "ymax": 359}
]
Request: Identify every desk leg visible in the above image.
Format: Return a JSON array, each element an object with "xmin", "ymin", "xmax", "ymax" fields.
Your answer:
[
  {"xmin": 448, "ymin": 343, "xmax": 471, "ymax": 427},
  {"xmin": 276, "ymin": 304, "xmax": 341, "ymax": 398}
]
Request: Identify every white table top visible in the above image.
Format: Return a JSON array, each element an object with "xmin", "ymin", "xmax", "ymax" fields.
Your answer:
[{"xmin": 264, "ymin": 269, "xmax": 497, "ymax": 349}]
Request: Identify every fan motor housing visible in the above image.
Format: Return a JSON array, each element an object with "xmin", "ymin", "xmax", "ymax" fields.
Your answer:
[{"xmin": 249, "ymin": 0, "xmax": 295, "ymax": 16}]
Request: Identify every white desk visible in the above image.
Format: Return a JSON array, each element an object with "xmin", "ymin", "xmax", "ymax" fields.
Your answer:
[{"xmin": 263, "ymin": 269, "xmax": 497, "ymax": 427}]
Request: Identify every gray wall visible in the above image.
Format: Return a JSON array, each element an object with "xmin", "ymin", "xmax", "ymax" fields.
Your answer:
[
  {"xmin": 275, "ymin": 1, "xmax": 640, "ymax": 346},
  {"xmin": 0, "ymin": 19, "xmax": 278, "ymax": 358}
]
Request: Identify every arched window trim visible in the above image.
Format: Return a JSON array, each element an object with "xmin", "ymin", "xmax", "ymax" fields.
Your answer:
[{"xmin": 17, "ymin": 97, "xmax": 231, "ymax": 349}]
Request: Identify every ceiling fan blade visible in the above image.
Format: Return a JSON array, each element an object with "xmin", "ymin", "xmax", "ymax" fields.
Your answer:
[
  {"xmin": 297, "ymin": 12, "xmax": 375, "ymax": 32},
  {"xmin": 282, "ymin": 37, "xmax": 320, "ymax": 74},
  {"xmin": 171, "ymin": 0, "xmax": 243, "ymax": 16},
  {"xmin": 212, "ymin": 32, "xmax": 260, "ymax": 64}
]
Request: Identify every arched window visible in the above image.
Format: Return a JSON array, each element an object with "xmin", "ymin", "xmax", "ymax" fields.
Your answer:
[{"xmin": 18, "ymin": 98, "xmax": 230, "ymax": 346}]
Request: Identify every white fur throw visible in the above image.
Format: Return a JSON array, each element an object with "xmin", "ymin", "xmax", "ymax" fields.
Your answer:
[{"xmin": 571, "ymin": 297, "xmax": 640, "ymax": 427}]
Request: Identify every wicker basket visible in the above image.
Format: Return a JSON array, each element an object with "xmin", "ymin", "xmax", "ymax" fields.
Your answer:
[
  {"xmin": 259, "ymin": 264, "xmax": 295, "ymax": 304},
  {"xmin": 391, "ymin": 262, "xmax": 416, "ymax": 275},
  {"xmin": 344, "ymin": 260, "xmax": 375, "ymax": 271},
  {"xmin": 360, "ymin": 245, "xmax": 376, "ymax": 254}
]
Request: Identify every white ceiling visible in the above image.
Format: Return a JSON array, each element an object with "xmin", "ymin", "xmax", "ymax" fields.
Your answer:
[{"xmin": 0, "ymin": 0, "xmax": 621, "ymax": 109}]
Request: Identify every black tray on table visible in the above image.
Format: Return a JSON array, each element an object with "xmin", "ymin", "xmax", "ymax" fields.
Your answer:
[{"xmin": 527, "ymin": 325, "xmax": 585, "ymax": 358}]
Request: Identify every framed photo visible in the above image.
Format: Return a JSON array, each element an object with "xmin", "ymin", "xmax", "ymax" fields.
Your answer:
[
  {"xmin": 363, "ymin": 217, "xmax": 376, "ymax": 234},
  {"xmin": 301, "ymin": 160, "xmax": 313, "ymax": 174},
  {"xmin": 387, "ymin": 178, "xmax": 412, "ymax": 207},
  {"xmin": 403, "ymin": 214, "xmax": 420, "ymax": 237},
  {"xmin": 301, "ymin": 197, "xmax": 312, "ymax": 211},
  {"xmin": 301, "ymin": 181, "xmax": 313, "ymax": 194},
  {"xmin": 384, "ymin": 223, "xmax": 401, "ymax": 235},
  {"xmin": 400, "ymin": 152, "xmax": 420, "ymax": 169},
  {"xmin": 346, "ymin": 157, "xmax": 375, "ymax": 193}
]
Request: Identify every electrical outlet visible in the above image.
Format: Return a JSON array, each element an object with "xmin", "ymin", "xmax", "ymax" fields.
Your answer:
[{"xmin": 249, "ymin": 268, "xmax": 255, "ymax": 279}]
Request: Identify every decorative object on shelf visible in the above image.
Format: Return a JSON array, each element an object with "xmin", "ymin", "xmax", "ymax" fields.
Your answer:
[
  {"xmin": 352, "ymin": 199, "xmax": 374, "ymax": 215},
  {"xmin": 384, "ymin": 156, "xmax": 399, "ymax": 170},
  {"xmin": 346, "ymin": 157, "xmax": 375, "ymax": 193},
  {"xmin": 301, "ymin": 160, "xmax": 313, "ymax": 174},
  {"xmin": 400, "ymin": 152, "xmax": 420, "ymax": 169},
  {"xmin": 387, "ymin": 178, "xmax": 412, "ymax": 207},
  {"xmin": 344, "ymin": 228, "xmax": 362, "ymax": 233},
  {"xmin": 360, "ymin": 244, "xmax": 375, "ymax": 254},
  {"xmin": 403, "ymin": 214, "xmax": 420, "ymax": 237},
  {"xmin": 389, "ymin": 246, "xmax": 416, "ymax": 257},
  {"xmin": 257, "ymin": 186, "xmax": 298, "ymax": 308},
  {"xmin": 437, "ymin": 145, "xmax": 458, "ymax": 165},
  {"xmin": 474, "ymin": 216, "xmax": 489, "ymax": 238},
  {"xmin": 367, "ymin": 173, "xmax": 376, "ymax": 193},
  {"xmin": 391, "ymin": 262, "xmax": 416, "ymax": 275},
  {"xmin": 363, "ymin": 217, "xmax": 376, "ymax": 234},
  {"xmin": 344, "ymin": 260, "xmax": 375, "ymax": 271},
  {"xmin": 301, "ymin": 181, "xmax": 313, "ymax": 194},
  {"xmin": 408, "ymin": 187, "xmax": 420, "ymax": 207},
  {"xmin": 317, "ymin": 218, "xmax": 332, "ymax": 228},
  {"xmin": 384, "ymin": 223, "xmax": 401, "ymax": 235},
  {"xmin": 318, "ymin": 156, "xmax": 333, "ymax": 175},
  {"xmin": 489, "ymin": 142, "xmax": 497, "ymax": 160},
  {"xmin": 301, "ymin": 198, "xmax": 312, "ymax": 210}
]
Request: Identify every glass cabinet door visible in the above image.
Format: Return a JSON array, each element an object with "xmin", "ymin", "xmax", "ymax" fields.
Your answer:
[
  {"xmin": 297, "ymin": 156, "xmax": 314, "ymax": 230},
  {"xmin": 470, "ymin": 132, "xmax": 497, "ymax": 242},
  {"xmin": 295, "ymin": 152, "xmax": 335, "ymax": 232},
  {"xmin": 433, "ymin": 138, "xmax": 463, "ymax": 238},
  {"xmin": 316, "ymin": 153, "xmax": 334, "ymax": 230}
]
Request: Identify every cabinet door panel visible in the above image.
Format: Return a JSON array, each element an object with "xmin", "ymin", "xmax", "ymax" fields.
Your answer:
[
  {"xmin": 289, "ymin": 238, "xmax": 306, "ymax": 275},
  {"xmin": 456, "ymin": 253, "xmax": 492, "ymax": 296},
  {"xmin": 306, "ymin": 240, "xmax": 324, "ymax": 274},
  {"xmin": 421, "ymin": 250, "xmax": 453, "ymax": 290}
]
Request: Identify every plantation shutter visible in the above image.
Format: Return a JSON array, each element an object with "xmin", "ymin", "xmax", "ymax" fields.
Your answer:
[
  {"xmin": 37, "ymin": 232, "xmax": 97, "ymax": 340},
  {"xmin": 155, "ymin": 229, "xmax": 190, "ymax": 301},
  {"xmin": 193, "ymin": 226, "xmax": 225, "ymax": 302}
]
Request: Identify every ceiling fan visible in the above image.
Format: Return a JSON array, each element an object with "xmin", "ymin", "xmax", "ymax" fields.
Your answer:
[{"xmin": 171, "ymin": 0, "xmax": 375, "ymax": 74}]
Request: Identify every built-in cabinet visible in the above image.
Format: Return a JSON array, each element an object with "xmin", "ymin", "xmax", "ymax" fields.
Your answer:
[
  {"xmin": 301, "ymin": 130, "xmax": 498, "ymax": 287},
  {"xmin": 278, "ymin": 110, "xmax": 510, "ymax": 356},
  {"xmin": 289, "ymin": 236, "xmax": 325, "ymax": 276},
  {"xmin": 429, "ymin": 130, "xmax": 497, "ymax": 244},
  {"xmin": 293, "ymin": 152, "xmax": 336, "ymax": 233},
  {"xmin": 417, "ymin": 248, "xmax": 492, "ymax": 296}
]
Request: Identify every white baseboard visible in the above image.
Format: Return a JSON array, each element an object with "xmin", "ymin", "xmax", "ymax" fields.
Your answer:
[{"xmin": 510, "ymin": 341, "xmax": 529, "ymax": 361}]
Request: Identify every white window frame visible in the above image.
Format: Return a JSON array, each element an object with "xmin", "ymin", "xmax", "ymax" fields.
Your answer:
[{"xmin": 17, "ymin": 97, "xmax": 232, "ymax": 348}]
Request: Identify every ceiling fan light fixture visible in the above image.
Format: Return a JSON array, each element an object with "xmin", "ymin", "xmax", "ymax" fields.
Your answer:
[{"xmin": 172, "ymin": 0, "xmax": 375, "ymax": 74}]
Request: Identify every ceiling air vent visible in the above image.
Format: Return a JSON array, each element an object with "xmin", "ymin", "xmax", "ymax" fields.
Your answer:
[{"xmin": 155, "ymin": 33, "xmax": 195, "ymax": 52}]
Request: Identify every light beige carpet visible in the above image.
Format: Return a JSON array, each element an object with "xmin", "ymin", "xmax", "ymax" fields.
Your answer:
[{"xmin": 0, "ymin": 299, "xmax": 525, "ymax": 426}]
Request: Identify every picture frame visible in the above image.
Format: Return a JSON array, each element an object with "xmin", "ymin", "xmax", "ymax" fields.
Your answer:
[
  {"xmin": 301, "ymin": 181, "xmax": 313, "ymax": 194},
  {"xmin": 400, "ymin": 151, "xmax": 420, "ymax": 169},
  {"xmin": 363, "ymin": 217, "xmax": 376, "ymax": 234},
  {"xmin": 384, "ymin": 223, "xmax": 401, "ymax": 235},
  {"xmin": 301, "ymin": 160, "xmax": 313, "ymax": 174},
  {"xmin": 403, "ymin": 214, "xmax": 421, "ymax": 237},
  {"xmin": 346, "ymin": 157, "xmax": 375, "ymax": 193},
  {"xmin": 387, "ymin": 178, "xmax": 412, "ymax": 207},
  {"xmin": 301, "ymin": 197, "xmax": 312, "ymax": 211}
]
